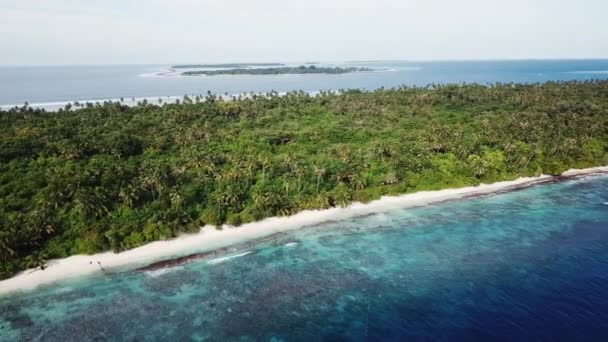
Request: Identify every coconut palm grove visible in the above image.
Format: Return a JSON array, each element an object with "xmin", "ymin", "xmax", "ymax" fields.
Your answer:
[{"xmin": 1, "ymin": 81, "xmax": 607, "ymax": 278}]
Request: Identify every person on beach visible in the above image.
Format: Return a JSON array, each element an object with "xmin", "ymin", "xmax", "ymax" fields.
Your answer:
[{"xmin": 97, "ymin": 261, "xmax": 107, "ymax": 273}]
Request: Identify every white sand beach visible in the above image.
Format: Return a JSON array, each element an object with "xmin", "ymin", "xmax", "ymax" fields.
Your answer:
[{"xmin": 1, "ymin": 165, "xmax": 606, "ymax": 296}]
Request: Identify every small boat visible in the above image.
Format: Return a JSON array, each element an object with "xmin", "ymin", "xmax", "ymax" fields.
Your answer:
[{"xmin": 603, "ymin": 202, "xmax": 608, "ymax": 206}]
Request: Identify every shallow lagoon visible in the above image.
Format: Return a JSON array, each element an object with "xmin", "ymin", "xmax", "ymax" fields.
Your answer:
[
  {"xmin": 2, "ymin": 59, "xmax": 608, "ymax": 108},
  {"xmin": 1, "ymin": 175, "xmax": 608, "ymax": 340}
]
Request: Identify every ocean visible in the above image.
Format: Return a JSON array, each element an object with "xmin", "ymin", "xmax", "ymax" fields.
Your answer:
[
  {"xmin": 1, "ymin": 175, "xmax": 608, "ymax": 340},
  {"xmin": 1, "ymin": 59, "xmax": 608, "ymax": 109}
]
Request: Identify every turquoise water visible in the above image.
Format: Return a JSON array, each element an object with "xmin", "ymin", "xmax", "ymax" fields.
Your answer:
[
  {"xmin": 1, "ymin": 175, "xmax": 608, "ymax": 340},
  {"xmin": 1, "ymin": 60, "xmax": 608, "ymax": 107}
]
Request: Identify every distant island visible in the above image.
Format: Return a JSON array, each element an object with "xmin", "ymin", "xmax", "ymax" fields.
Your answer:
[
  {"xmin": 181, "ymin": 65, "xmax": 373, "ymax": 76},
  {"xmin": 172, "ymin": 63, "xmax": 284, "ymax": 69}
]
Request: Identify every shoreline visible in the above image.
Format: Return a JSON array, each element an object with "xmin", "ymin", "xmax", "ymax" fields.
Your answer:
[
  {"xmin": 0, "ymin": 90, "xmax": 321, "ymax": 112},
  {"xmin": 1, "ymin": 166, "xmax": 607, "ymax": 296},
  {"xmin": 176, "ymin": 70, "xmax": 378, "ymax": 78}
]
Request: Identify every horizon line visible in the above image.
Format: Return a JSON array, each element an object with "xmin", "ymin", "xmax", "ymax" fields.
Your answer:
[{"xmin": 1, "ymin": 57, "xmax": 608, "ymax": 68}]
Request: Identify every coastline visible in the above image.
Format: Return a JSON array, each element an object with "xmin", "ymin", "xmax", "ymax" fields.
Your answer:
[
  {"xmin": 1, "ymin": 165, "xmax": 607, "ymax": 296},
  {"xmin": 177, "ymin": 70, "xmax": 377, "ymax": 77},
  {"xmin": 0, "ymin": 91, "xmax": 318, "ymax": 112}
]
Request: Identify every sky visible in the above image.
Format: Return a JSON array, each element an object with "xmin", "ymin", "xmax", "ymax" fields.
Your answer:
[{"xmin": 0, "ymin": 0, "xmax": 607, "ymax": 65}]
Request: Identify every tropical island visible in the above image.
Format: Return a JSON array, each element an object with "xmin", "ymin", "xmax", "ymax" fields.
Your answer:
[
  {"xmin": 181, "ymin": 65, "xmax": 373, "ymax": 76},
  {"xmin": 172, "ymin": 63, "xmax": 284, "ymax": 69},
  {"xmin": 1, "ymin": 81, "xmax": 607, "ymax": 279}
]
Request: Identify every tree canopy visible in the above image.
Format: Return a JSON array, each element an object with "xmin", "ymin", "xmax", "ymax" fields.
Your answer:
[
  {"xmin": 1, "ymin": 81, "xmax": 607, "ymax": 279},
  {"xmin": 181, "ymin": 65, "xmax": 372, "ymax": 76}
]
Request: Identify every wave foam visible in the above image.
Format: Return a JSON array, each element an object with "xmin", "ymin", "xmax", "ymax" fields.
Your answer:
[
  {"xmin": 207, "ymin": 251, "xmax": 253, "ymax": 265},
  {"xmin": 144, "ymin": 266, "xmax": 184, "ymax": 278}
]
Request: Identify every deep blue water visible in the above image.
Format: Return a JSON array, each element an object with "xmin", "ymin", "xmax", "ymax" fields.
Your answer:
[
  {"xmin": 1, "ymin": 175, "xmax": 607, "ymax": 341},
  {"xmin": 1, "ymin": 59, "xmax": 608, "ymax": 107}
]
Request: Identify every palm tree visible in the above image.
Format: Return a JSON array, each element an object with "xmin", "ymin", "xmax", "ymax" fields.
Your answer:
[
  {"xmin": 313, "ymin": 165, "xmax": 326, "ymax": 194},
  {"xmin": 295, "ymin": 166, "xmax": 305, "ymax": 197},
  {"xmin": 467, "ymin": 155, "xmax": 487, "ymax": 178},
  {"xmin": 332, "ymin": 183, "xmax": 352, "ymax": 207},
  {"xmin": 119, "ymin": 184, "xmax": 139, "ymax": 207},
  {"xmin": 311, "ymin": 193, "xmax": 330, "ymax": 209},
  {"xmin": 216, "ymin": 186, "xmax": 243, "ymax": 212},
  {"xmin": 169, "ymin": 190, "xmax": 183, "ymax": 210},
  {"xmin": 350, "ymin": 173, "xmax": 366, "ymax": 190},
  {"xmin": 214, "ymin": 173, "xmax": 225, "ymax": 189},
  {"xmin": 23, "ymin": 252, "xmax": 47, "ymax": 270},
  {"xmin": 140, "ymin": 167, "xmax": 167, "ymax": 201},
  {"xmin": 252, "ymin": 191, "xmax": 269, "ymax": 210},
  {"xmin": 282, "ymin": 178, "xmax": 292, "ymax": 195},
  {"xmin": 0, "ymin": 232, "xmax": 15, "ymax": 262},
  {"xmin": 259, "ymin": 156, "xmax": 270, "ymax": 183}
]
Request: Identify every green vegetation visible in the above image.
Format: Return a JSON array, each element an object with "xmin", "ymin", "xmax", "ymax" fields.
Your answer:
[
  {"xmin": 181, "ymin": 65, "xmax": 372, "ymax": 76},
  {"xmin": 172, "ymin": 63, "xmax": 283, "ymax": 69},
  {"xmin": 1, "ymin": 81, "xmax": 608, "ymax": 278}
]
